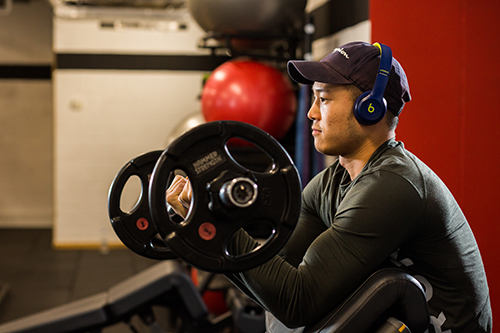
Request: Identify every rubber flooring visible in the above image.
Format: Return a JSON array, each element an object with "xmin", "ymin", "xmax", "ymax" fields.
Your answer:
[{"xmin": 0, "ymin": 228, "xmax": 159, "ymax": 332}]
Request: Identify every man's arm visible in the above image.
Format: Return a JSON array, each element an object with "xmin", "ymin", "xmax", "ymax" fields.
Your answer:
[{"xmin": 224, "ymin": 170, "xmax": 423, "ymax": 328}]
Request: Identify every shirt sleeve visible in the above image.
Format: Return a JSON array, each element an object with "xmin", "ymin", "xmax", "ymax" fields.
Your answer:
[
  {"xmin": 277, "ymin": 172, "xmax": 329, "ymax": 267},
  {"xmin": 225, "ymin": 169, "xmax": 424, "ymax": 328}
]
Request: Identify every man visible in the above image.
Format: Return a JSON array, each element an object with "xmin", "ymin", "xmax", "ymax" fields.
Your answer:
[{"xmin": 167, "ymin": 41, "xmax": 492, "ymax": 332}]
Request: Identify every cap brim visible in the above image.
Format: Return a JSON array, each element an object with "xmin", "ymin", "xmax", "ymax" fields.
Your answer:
[{"xmin": 287, "ymin": 60, "xmax": 352, "ymax": 86}]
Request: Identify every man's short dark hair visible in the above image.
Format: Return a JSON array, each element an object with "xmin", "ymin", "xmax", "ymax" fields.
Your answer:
[{"xmin": 385, "ymin": 110, "xmax": 399, "ymax": 130}]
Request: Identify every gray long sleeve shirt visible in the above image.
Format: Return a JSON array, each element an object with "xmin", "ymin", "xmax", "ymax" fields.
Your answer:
[{"xmin": 225, "ymin": 139, "xmax": 492, "ymax": 332}]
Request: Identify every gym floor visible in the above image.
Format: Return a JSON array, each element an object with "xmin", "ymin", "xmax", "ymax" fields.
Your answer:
[{"xmin": 0, "ymin": 228, "xmax": 160, "ymax": 332}]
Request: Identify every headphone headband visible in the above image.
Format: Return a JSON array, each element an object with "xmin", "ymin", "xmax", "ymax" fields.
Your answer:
[{"xmin": 371, "ymin": 43, "xmax": 392, "ymax": 101}]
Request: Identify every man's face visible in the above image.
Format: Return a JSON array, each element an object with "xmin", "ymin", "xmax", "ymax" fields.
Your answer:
[{"xmin": 308, "ymin": 82, "xmax": 365, "ymax": 157}]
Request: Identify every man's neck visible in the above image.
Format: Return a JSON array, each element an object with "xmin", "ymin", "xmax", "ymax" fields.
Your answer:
[
  {"xmin": 339, "ymin": 146, "xmax": 374, "ymax": 181},
  {"xmin": 339, "ymin": 134, "xmax": 395, "ymax": 180}
]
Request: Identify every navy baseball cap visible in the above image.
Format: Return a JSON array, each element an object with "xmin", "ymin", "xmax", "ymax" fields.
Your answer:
[{"xmin": 287, "ymin": 41, "xmax": 411, "ymax": 116}]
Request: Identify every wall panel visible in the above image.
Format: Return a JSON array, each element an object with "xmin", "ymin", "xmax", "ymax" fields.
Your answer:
[{"xmin": 371, "ymin": 0, "xmax": 500, "ymax": 325}]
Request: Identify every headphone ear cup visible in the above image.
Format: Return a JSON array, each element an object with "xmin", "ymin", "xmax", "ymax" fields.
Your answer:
[{"xmin": 354, "ymin": 91, "xmax": 387, "ymax": 125}]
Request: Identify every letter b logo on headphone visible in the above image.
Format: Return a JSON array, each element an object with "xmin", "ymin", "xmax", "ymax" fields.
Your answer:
[
  {"xmin": 353, "ymin": 43, "xmax": 393, "ymax": 125},
  {"xmin": 368, "ymin": 103, "xmax": 375, "ymax": 113}
]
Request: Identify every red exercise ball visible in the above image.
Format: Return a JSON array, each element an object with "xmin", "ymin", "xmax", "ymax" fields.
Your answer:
[{"xmin": 201, "ymin": 59, "xmax": 297, "ymax": 140}]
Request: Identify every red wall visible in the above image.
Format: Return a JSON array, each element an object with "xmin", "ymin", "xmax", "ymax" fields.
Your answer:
[{"xmin": 371, "ymin": 0, "xmax": 500, "ymax": 325}]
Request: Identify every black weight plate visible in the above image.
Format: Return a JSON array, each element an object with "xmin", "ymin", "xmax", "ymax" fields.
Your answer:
[
  {"xmin": 149, "ymin": 121, "xmax": 301, "ymax": 272},
  {"xmin": 108, "ymin": 150, "xmax": 177, "ymax": 260}
]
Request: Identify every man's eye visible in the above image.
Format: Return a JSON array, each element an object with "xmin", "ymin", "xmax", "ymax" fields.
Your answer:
[{"xmin": 319, "ymin": 97, "xmax": 326, "ymax": 103}]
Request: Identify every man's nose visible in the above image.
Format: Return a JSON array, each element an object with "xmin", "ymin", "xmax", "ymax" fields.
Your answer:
[{"xmin": 307, "ymin": 103, "xmax": 319, "ymax": 121}]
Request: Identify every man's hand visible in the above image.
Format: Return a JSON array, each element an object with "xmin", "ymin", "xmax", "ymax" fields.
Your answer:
[{"xmin": 166, "ymin": 175, "xmax": 192, "ymax": 219}]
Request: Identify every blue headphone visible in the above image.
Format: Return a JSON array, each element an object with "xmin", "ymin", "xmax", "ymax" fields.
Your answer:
[{"xmin": 353, "ymin": 42, "xmax": 393, "ymax": 125}]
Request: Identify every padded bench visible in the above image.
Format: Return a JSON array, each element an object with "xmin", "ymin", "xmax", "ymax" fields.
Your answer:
[
  {"xmin": 0, "ymin": 260, "xmax": 208, "ymax": 333},
  {"xmin": 266, "ymin": 268, "xmax": 430, "ymax": 333}
]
